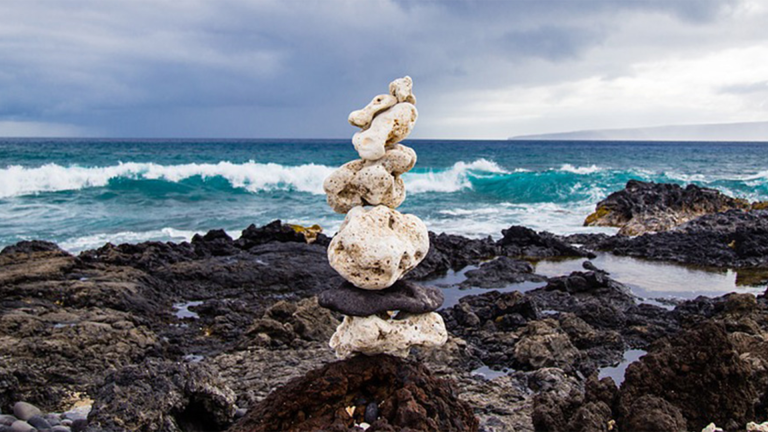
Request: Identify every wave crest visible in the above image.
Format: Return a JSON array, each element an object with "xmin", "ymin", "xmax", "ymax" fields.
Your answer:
[
  {"xmin": 405, "ymin": 158, "xmax": 509, "ymax": 193},
  {"xmin": 0, "ymin": 161, "xmax": 336, "ymax": 198}
]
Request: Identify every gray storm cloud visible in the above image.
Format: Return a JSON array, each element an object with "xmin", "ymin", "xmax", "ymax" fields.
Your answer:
[{"xmin": 0, "ymin": 0, "xmax": 765, "ymax": 138}]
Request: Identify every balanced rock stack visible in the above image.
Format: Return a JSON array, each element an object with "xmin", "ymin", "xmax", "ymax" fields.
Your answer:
[{"xmin": 319, "ymin": 76, "xmax": 448, "ymax": 358}]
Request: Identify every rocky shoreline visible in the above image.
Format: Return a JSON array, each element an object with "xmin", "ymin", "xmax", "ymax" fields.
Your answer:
[{"xmin": 2, "ymin": 182, "xmax": 768, "ymax": 431}]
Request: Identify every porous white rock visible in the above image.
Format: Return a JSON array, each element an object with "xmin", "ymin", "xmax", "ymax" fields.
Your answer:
[
  {"xmin": 328, "ymin": 205, "xmax": 429, "ymax": 289},
  {"xmin": 323, "ymin": 144, "xmax": 417, "ymax": 213},
  {"xmin": 348, "ymin": 94, "xmax": 398, "ymax": 130},
  {"xmin": 352, "ymin": 103, "xmax": 417, "ymax": 161},
  {"xmin": 389, "ymin": 76, "xmax": 417, "ymax": 105},
  {"xmin": 329, "ymin": 312, "xmax": 448, "ymax": 358},
  {"xmin": 747, "ymin": 422, "xmax": 768, "ymax": 432}
]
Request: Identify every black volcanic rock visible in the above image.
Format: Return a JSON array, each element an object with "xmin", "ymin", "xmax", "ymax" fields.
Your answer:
[
  {"xmin": 234, "ymin": 220, "xmax": 307, "ymax": 249},
  {"xmin": 406, "ymin": 232, "xmax": 499, "ymax": 280},
  {"xmin": 318, "ymin": 280, "xmax": 444, "ymax": 316},
  {"xmin": 583, "ymin": 179, "xmax": 750, "ymax": 235},
  {"xmin": 497, "ymin": 226, "xmax": 594, "ymax": 259},
  {"xmin": 598, "ymin": 209, "xmax": 768, "ymax": 268},
  {"xmin": 460, "ymin": 256, "xmax": 547, "ymax": 289}
]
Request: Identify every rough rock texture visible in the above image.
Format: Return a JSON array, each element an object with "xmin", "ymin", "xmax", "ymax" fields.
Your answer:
[
  {"xmin": 328, "ymin": 205, "xmax": 429, "ymax": 289},
  {"xmin": 498, "ymin": 226, "xmax": 594, "ymax": 259},
  {"xmin": 406, "ymin": 232, "xmax": 499, "ymax": 280},
  {"xmin": 240, "ymin": 297, "xmax": 339, "ymax": 348},
  {"xmin": 319, "ymin": 280, "xmax": 444, "ymax": 317},
  {"xmin": 584, "ymin": 180, "xmax": 751, "ymax": 235},
  {"xmin": 324, "ymin": 144, "xmax": 417, "ymax": 213},
  {"xmin": 460, "ymin": 256, "xmax": 547, "ymax": 288},
  {"xmin": 389, "ymin": 76, "xmax": 417, "ymax": 104},
  {"xmin": 348, "ymin": 94, "xmax": 398, "ymax": 129},
  {"xmin": 619, "ymin": 322, "xmax": 758, "ymax": 432},
  {"xmin": 87, "ymin": 359, "xmax": 237, "ymax": 432},
  {"xmin": 330, "ymin": 312, "xmax": 448, "ymax": 358},
  {"xmin": 596, "ymin": 209, "xmax": 768, "ymax": 269},
  {"xmin": 352, "ymin": 103, "xmax": 418, "ymax": 161},
  {"xmin": 0, "ymin": 220, "xmax": 339, "ymax": 413},
  {"xmin": 229, "ymin": 354, "xmax": 478, "ymax": 432}
]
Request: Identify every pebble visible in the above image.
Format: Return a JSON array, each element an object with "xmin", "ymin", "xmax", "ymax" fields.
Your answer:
[
  {"xmin": 364, "ymin": 402, "xmax": 378, "ymax": 424},
  {"xmin": 28, "ymin": 414, "xmax": 52, "ymax": 429},
  {"xmin": 60, "ymin": 419, "xmax": 73, "ymax": 426},
  {"xmin": 10, "ymin": 420, "xmax": 35, "ymax": 432},
  {"xmin": 0, "ymin": 416, "xmax": 16, "ymax": 427},
  {"xmin": 12, "ymin": 403, "xmax": 41, "ymax": 421},
  {"xmin": 52, "ymin": 426, "xmax": 71, "ymax": 432},
  {"xmin": 234, "ymin": 408, "xmax": 247, "ymax": 419},
  {"xmin": 0, "ymin": 426, "xmax": 10, "ymax": 432},
  {"xmin": 45, "ymin": 413, "xmax": 61, "ymax": 426}
]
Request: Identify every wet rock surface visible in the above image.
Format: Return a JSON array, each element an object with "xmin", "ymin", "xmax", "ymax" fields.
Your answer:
[
  {"xmin": 593, "ymin": 209, "xmax": 768, "ymax": 269},
  {"xmin": 229, "ymin": 354, "xmax": 478, "ymax": 432}
]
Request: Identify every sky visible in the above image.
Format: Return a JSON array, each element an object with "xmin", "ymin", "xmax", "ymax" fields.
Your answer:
[{"xmin": 1, "ymin": 0, "xmax": 767, "ymax": 139}]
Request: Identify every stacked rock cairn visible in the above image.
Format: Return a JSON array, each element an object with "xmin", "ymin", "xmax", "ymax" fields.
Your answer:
[{"xmin": 319, "ymin": 76, "xmax": 448, "ymax": 358}]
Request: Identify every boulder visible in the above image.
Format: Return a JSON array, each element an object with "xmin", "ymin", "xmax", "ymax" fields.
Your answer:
[
  {"xmin": 328, "ymin": 205, "xmax": 429, "ymax": 290},
  {"xmin": 584, "ymin": 180, "xmax": 750, "ymax": 235},
  {"xmin": 329, "ymin": 312, "xmax": 448, "ymax": 358},
  {"xmin": 229, "ymin": 354, "xmax": 478, "ymax": 432},
  {"xmin": 323, "ymin": 144, "xmax": 417, "ymax": 213}
]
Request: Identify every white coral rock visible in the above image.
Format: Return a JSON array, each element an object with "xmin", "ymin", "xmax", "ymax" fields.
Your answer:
[
  {"xmin": 389, "ymin": 76, "xmax": 417, "ymax": 105},
  {"xmin": 323, "ymin": 144, "xmax": 417, "ymax": 213},
  {"xmin": 329, "ymin": 312, "xmax": 448, "ymax": 358},
  {"xmin": 352, "ymin": 103, "xmax": 417, "ymax": 161},
  {"xmin": 328, "ymin": 205, "xmax": 428, "ymax": 289},
  {"xmin": 348, "ymin": 94, "xmax": 397, "ymax": 130}
]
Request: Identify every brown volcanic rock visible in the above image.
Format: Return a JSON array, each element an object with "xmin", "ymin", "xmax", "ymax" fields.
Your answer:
[
  {"xmin": 229, "ymin": 354, "xmax": 478, "ymax": 432},
  {"xmin": 584, "ymin": 180, "xmax": 750, "ymax": 235},
  {"xmin": 618, "ymin": 322, "xmax": 757, "ymax": 431}
]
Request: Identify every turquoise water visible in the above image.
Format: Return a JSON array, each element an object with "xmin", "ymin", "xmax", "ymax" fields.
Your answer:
[{"xmin": 1, "ymin": 138, "xmax": 767, "ymax": 252}]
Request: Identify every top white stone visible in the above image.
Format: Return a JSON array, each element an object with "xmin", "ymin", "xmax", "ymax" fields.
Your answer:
[
  {"xmin": 348, "ymin": 76, "xmax": 418, "ymax": 161},
  {"xmin": 389, "ymin": 76, "xmax": 417, "ymax": 105}
]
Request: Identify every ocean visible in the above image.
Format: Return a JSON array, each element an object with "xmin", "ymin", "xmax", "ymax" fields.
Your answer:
[{"xmin": 1, "ymin": 138, "xmax": 767, "ymax": 253}]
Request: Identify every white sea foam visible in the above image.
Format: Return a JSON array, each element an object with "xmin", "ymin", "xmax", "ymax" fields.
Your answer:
[
  {"xmin": 427, "ymin": 201, "xmax": 618, "ymax": 239},
  {"xmin": 405, "ymin": 158, "xmax": 509, "ymax": 193},
  {"xmin": 558, "ymin": 164, "xmax": 604, "ymax": 175},
  {"xmin": 0, "ymin": 161, "xmax": 336, "ymax": 198},
  {"xmin": 0, "ymin": 159, "xmax": 512, "ymax": 198},
  {"xmin": 59, "ymin": 227, "xmax": 199, "ymax": 253}
]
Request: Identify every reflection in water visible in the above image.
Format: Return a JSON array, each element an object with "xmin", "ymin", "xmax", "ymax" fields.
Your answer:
[
  {"xmin": 598, "ymin": 349, "xmax": 647, "ymax": 386},
  {"xmin": 534, "ymin": 253, "xmax": 767, "ymax": 301},
  {"xmin": 428, "ymin": 265, "xmax": 546, "ymax": 309}
]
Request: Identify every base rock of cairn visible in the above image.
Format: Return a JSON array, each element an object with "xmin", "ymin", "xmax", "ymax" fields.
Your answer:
[{"xmin": 228, "ymin": 354, "xmax": 478, "ymax": 432}]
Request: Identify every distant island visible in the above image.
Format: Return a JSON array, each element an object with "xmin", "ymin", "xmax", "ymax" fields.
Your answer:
[{"xmin": 511, "ymin": 121, "xmax": 768, "ymax": 142}]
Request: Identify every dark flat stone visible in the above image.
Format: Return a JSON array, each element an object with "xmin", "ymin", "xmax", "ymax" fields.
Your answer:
[{"xmin": 318, "ymin": 280, "xmax": 444, "ymax": 316}]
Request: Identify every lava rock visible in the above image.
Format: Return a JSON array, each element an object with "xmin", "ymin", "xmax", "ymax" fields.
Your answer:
[
  {"xmin": 459, "ymin": 256, "xmax": 547, "ymax": 289},
  {"xmin": 318, "ymin": 280, "xmax": 444, "ymax": 316},
  {"xmin": 497, "ymin": 226, "xmax": 594, "ymax": 259},
  {"xmin": 229, "ymin": 354, "xmax": 478, "ymax": 432},
  {"xmin": 599, "ymin": 209, "xmax": 768, "ymax": 269},
  {"xmin": 584, "ymin": 180, "xmax": 750, "ymax": 235},
  {"xmin": 86, "ymin": 359, "xmax": 237, "ymax": 431},
  {"xmin": 619, "ymin": 322, "xmax": 756, "ymax": 431}
]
